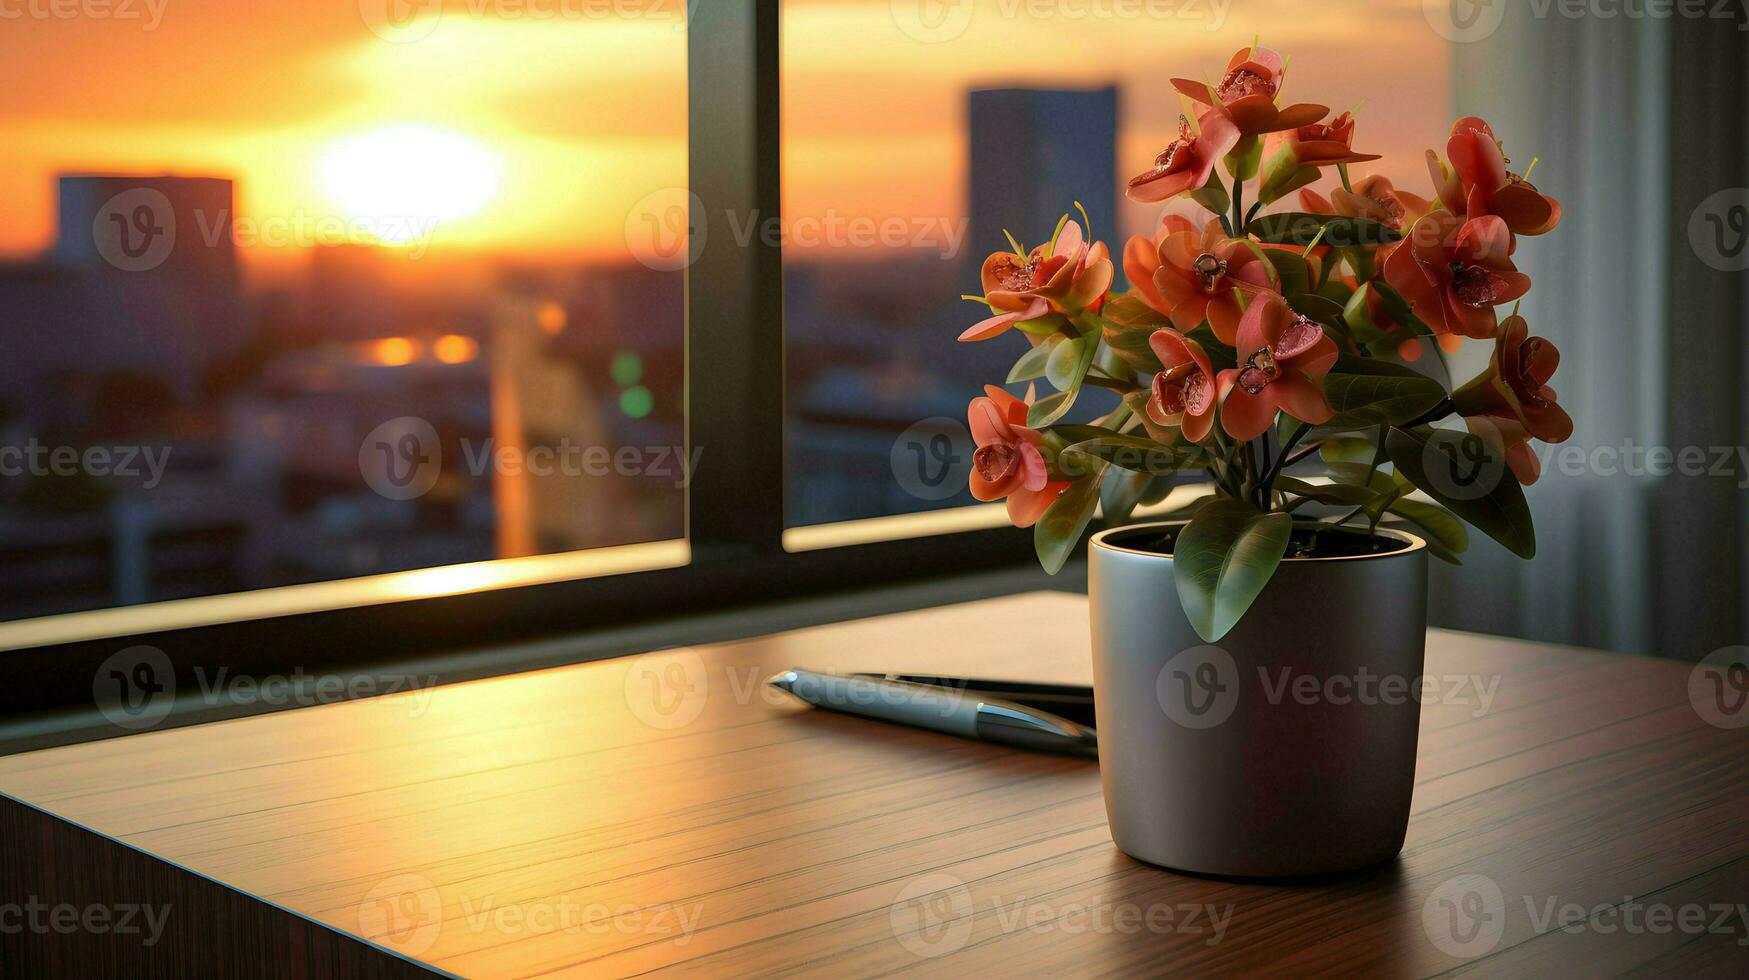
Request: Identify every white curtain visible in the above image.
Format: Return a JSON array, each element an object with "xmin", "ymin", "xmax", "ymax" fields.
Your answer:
[{"xmin": 1431, "ymin": 11, "xmax": 1670, "ymax": 653}]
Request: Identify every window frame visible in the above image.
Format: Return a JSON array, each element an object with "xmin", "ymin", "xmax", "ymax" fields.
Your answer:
[{"xmin": 2, "ymin": 0, "xmax": 1045, "ymax": 722}]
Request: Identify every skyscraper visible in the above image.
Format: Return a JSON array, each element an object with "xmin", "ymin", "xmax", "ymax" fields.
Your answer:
[{"xmin": 967, "ymin": 86, "xmax": 1119, "ymax": 264}]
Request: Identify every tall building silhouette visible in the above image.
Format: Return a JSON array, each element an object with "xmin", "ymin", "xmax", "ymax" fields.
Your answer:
[
  {"xmin": 968, "ymin": 87, "xmax": 1118, "ymax": 262},
  {"xmin": 0, "ymin": 175, "xmax": 247, "ymax": 409}
]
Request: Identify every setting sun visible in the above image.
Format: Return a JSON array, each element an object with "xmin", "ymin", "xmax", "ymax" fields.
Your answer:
[{"xmin": 319, "ymin": 126, "xmax": 501, "ymax": 245}]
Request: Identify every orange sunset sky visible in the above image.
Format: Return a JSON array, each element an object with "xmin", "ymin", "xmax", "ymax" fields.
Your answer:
[{"xmin": 0, "ymin": 0, "xmax": 1449, "ymax": 267}]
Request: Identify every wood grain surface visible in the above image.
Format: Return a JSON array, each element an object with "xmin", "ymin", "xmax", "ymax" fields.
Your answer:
[{"xmin": 1, "ymin": 593, "xmax": 1746, "ymax": 977}]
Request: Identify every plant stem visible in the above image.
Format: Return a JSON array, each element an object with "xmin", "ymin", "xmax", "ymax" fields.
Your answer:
[
  {"xmin": 1245, "ymin": 201, "xmax": 1263, "ymax": 226},
  {"xmin": 1239, "ymin": 441, "xmax": 1261, "ymax": 507},
  {"xmin": 1338, "ymin": 162, "xmax": 1354, "ymax": 192},
  {"xmin": 1095, "ymin": 398, "xmax": 1135, "ymax": 430},
  {"xmin": 1257, "ymin": 423, "xmax": 1311, "ymax": 505},
  {"xmin": 1282, "ymin": 494, "xmax": 1317, "ymax": 513},
  {"xmin": 1402, "ymin": 397, "xmax": 1455, "ymax": 429},
  {"xmin": 1364, "ymin": 422, "xmax": 1388, "ymax": 482},
  {"xmin": 1231, "ymin": 179, "xmax": 1246, "ymax": 238},
  {"xmin": 1208, "ymin": 455, "xmax": 1243, "ymax": 500},
  {"xmin": 1083, "ymin": 375, "xmax": 1142, "ymax": 395},
  {"xmin": 1362, "ymin": 423, "xmax": 1391, "ymax": 534},
  {"xmin": 1259, "ymin": 437, "xmax": 1273, "ymax": 507},
  {"xmin": 1280, "ymin": 441, "xmax": 1323, "ymax": 469}
]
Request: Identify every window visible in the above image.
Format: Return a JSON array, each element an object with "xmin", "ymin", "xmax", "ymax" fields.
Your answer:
[{"xmin": 0, "ymin": 1, "xmax": 688, "ymax": 624}]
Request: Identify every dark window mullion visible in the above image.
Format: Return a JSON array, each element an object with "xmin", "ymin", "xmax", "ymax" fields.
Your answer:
[{"xmin": 685, "ymin": 0, "xmax": 786, "ymax": 560}]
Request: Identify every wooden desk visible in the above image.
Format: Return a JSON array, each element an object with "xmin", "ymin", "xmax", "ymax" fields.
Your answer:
[{"xmin": 2, "ymin": 593, "xmax": 1746, "ymax": 976}]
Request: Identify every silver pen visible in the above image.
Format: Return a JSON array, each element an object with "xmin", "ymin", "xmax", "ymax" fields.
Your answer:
[{"xmin": 767, "ymin": 668, "xmax": 1097, "ymax": 757}]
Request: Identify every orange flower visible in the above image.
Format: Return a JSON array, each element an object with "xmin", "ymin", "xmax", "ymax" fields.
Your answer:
[
  {"xmin": 1257, "ymin": 112, "xmax": 1383, "ymax": 203},
  {"xmin": 1126, "ymin": 111, "xmax": 1240, "ymax": 204},
  {"xmin": 1216, "ymin": 293, "xmax": 1338, "ymax": 442},
  {"xmin": 1282, "ymin": 112, "xmax": 1378, "ymax": 166},
  {"xmin": 1171, "ymin": 46, "xmax": 1329, "ymax": 137},
  {"xmin": 1128, "ymin": 218, "xmax": 1274, "ymax": 344},
  {"xmin": 1146, "ymin": 328, "xmax": 1219, "ymax": 443},
  {"xmin": 1461, "ymin": 416, "xmax": 1544, "ymax": 486},
  {"xmin": 1299, "ymin": 174, "xmax": 1434, "ymax": 232},
  {"xmin": 967, "ymin": 385, "xmax": 1070, "ymax": 527},
  {"xmin": 1443, "ymin": 116, "xmax": 1562, "ymax": 236},
  {"xmin": 1120, "ymin": 214, "xmax": 1194, "ymax": 316},
  {"xmin": 1451, "ymin": 314, "xmax": 1573, "ymax": 446},
  {"xmin": 1382, "ymin": 212, "xmax": 1531, "ymax": 339},
  {"xmin": 960, "ymin": 221, "xmax": 1113, "ymax": 342}
]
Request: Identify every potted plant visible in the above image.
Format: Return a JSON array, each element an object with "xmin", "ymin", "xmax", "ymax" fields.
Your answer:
[{"xmin": 956, "ymin": 43, "xmax": 1571, "ymax": 877}]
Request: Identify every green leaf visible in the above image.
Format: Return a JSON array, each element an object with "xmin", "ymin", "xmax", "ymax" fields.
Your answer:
[
  {"xmin": 1341, "ymin": 283, "xmax": 1399, "ymax": 353},
  {"xmin": 1027, "ymin": 331, "xmax": 1101, "ymax": 428},
  {"xmin": 1101, "ymin": 467, "xmax": 1153, "ymax": 524},
  {"xmin": 1277, "ymin": 416, "xmax": 1310, "ymax": 447},
  {"xmin": 1286, "ymin": 292, "xmax": 1348, "ymax": 331},
  {"xmin": 1258, "ymin": 155, "xmax": 1320, "ymax": 206},
  {"xmin": 1099, "ymin": 293, "xmax": 1168, "ymax": 376},
  {"xmin": 1225, "ymin": 135, "xmax": 1262, "ymax": 182},
  {"xmin": 1243, "ymin": 212, "xmax": 1401, "ymax": 248},
  {"xmin": 1263, "ymin": 250, "xmax": 1311, "ymax": 298},
  {"xmin": 1275, "ymin": 476, "xmax": 1379, "ymax": 506},
  {"xmin": 1188, "ymin": 169, "xmax": 1231, "ymax": 218},
  {"xmin": 1014, "ymin": 312, "xmax": 1069, "ymax": 337},
  {"xmin": 1035, "ymin": 467, "xmax": 1106, "ymax": 575},
  {"xmin": 1327, "ymin": 462, "xmax": 1396, "ymax": 494},
  {"xmin": 1155, "ymin": 492, "xmax": 1216, "ymax": 520},
  {"xmin": 1383, "ymin": 498, "xmax": 1468, "ymax": 565},
  {"xmin": 1318, "ymin": 436, "xmax": 1376, "ymax": 465},
  {"xmin": 1046, "ymin": 334, "xmax": 1090, "ymax": 390},
  {"xmin": 1043, "ymin": 423, "xmax": 1114, "ymax": 444},
  {"xmin": 1006, "ymin": 337, "xmax": 1058, "ymax": 384},
  {"xmin": 1173, "ymin": 500, "xmax": 1293, "ymax": 642},
  {"xmin": 1318, "ymin": 356, "xmax": 1447, "ymax": 432},
  {"xmin": 1362, "ymin": 485, "xmax": 1402, "ymax": 523},
  {"xmin": 1139, "ymin": 477, "xmax": 1184, "ymax": 507},
  {"xmin": 1315, "ymin": 273, "xmax": 1356, "ymax": 306},
  {"xmin": 1064, "ymin": 435, "xmax": 1206, "ymax": 475},
  {"xmin": 1384, "ymin": 425, "xmax": 1536, "ymax": 559},
  {"xmin": 1091, "ymin": 342, "xmax": 1131, "ymax": 382},
  {"xmin": 1120, "ymin": 390, "xmax": 1178, "ymax": 446}
]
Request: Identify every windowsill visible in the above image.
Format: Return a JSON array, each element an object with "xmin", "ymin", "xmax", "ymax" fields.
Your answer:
[
  {"xmin": 782, "ymin": 482, "xmax": 1211, "ymax": 553},
  {"xmin": 0, "ymin": 539, "xmax": 691, "ymax": 653}
]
